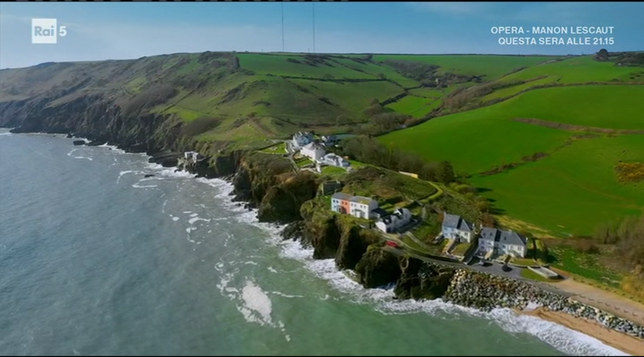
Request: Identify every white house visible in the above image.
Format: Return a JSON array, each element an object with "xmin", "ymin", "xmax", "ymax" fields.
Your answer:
[
  {"xmin": 478, "ymin": 227, "xmax": 527, "ymax": 258},
  {"xmin": 184, "ymin": 151, "xmax": 205, "ymax": 163},
  {"xmin": 331, "ymin": 193, "xmax": 380, "ymax": 219},
  {"xmin": 292, "ymin": 131, "xmax": 313, "ymax": 148},
  {"xmin": 441, "ymin": 213, "xmax": 474, "ymax": 243},
  {"xmin": 322, "ymin": 153, "xmax": 350, "ymax": 168},
  {"xmin": 375, "ymin": 208, "xmax": 413, "ymax": 233},
  {"xmin": 301, "ymin": 143, "xmax": 326, "ymax": 162},
  {"xmin": 320, "ymin": 135, "xmax": 338, "ymax": 147}
]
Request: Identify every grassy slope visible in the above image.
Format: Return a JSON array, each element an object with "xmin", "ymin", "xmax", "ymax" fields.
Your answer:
[
  {"xmin": 479, "ymin": 56, "xmax": 644, "ymax": 102},
  {"xmin": 380, "ymin": 84, "xmax": 644, "ymax": 174},
  {"xmin": 372, "ymin": 55, "xmax": 555, "ymax": 80},
  {"xmin": 386, "ymin": 96, "xmax": 442, "ymax": 118},
  {"xmin": 500, "ymin": 56, "xmax": 644, "ymax": 84},
  {"xmin": 471, "ymin": 135, "xmax": 644, "ymax": 237}
]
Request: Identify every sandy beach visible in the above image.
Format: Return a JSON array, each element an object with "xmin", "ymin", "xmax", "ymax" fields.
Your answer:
[{"xmin": 521, "ymin": 307, "xmax": 644, "ymax": 356}]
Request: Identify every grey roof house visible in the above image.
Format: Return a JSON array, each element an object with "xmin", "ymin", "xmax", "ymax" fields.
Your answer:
[
  {"xmin": 478, "ymin": 227, "xmax": 527, "ymax": 258},
  {"xmin": 441, "ymin": 213, "xmax": 474, "ymax": 243}
]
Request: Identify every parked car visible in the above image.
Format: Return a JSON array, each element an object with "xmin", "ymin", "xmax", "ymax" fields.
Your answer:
[
  {"xmin": 478, "ymin": 259, "xmax": 490, "ymax": 267},
  {"xmin": 502, "ymin": 264, "xmax": 512, "ymax": 272},
  {"xmin": 386, "ymin": 241, "xmax": 400, "ymax": 248}
]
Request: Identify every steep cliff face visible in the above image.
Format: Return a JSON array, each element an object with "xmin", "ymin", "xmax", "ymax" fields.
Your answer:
[{"xmin": 0, "ymin": 94, "xmax": 181, "ymax": 154}]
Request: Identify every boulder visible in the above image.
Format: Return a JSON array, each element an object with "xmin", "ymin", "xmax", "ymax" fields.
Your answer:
[{"xmin": 73, "ymin": 140, "xmax": 86, "ymax": 146}]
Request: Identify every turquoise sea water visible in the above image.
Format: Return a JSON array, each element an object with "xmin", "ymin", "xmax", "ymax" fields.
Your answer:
[{"xmin": 0, "ymin": 129, "xmax": 627, "ymax": 356}]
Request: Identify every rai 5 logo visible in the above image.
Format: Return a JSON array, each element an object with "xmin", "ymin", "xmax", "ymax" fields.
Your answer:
[{"xmin": 32, "ymin": 18, "xmax": 67, "ymax": 44}]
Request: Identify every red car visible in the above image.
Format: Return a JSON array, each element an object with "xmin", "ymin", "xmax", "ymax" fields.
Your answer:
[{"xmin": 386, "ymin": 241, "xmax": 400, "ymax": 248}]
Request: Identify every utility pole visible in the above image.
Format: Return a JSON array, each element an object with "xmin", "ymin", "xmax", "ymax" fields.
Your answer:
[
  {"xmin": 281, "ymin": 2, "xmax": 285, "ymax": 52},
  {"xmin": 312, "ymin": 2, "xmax": 316, "ymax": 53}
]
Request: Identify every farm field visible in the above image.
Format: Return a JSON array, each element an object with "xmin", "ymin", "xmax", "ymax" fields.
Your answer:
[
  {"xmin": 380, "ymin": 84, "xmax": 644, "ymax": 174},
  {"xmin": 372, "ymin": 54, "xmax": 556, "ymax": 80},
  {"xmin": 481, "ymin": 76, "xmax": 560, "ymax": 101},
  {"xmin": 470, "ymin": 134, "xmax": 644, "ymax": 237},
  {"xmin": 386, "ymin": 95, "xmax": 442, "ymax": 118},
  {"xmin": 499, "ymin": 56, "xmax": 644, "ymax": 84}
]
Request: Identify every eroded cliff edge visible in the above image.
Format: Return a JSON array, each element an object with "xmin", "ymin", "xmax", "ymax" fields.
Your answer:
[{"xmin": 3, "ymin": 96, "xmax": 644, "ymax": 340}]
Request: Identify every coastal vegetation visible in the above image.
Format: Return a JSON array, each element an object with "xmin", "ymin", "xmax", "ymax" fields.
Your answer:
[{"xmin": 1, "ymin": 49, "xmax": 643, "ymax": 304}]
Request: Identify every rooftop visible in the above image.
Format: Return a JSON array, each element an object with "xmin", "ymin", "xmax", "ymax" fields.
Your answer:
[
  {"xmin": 480, "ymin": 227, "xmax": 526, "ymax": 246},
  {"xmin": 442, "ymin": 213, "xmax": 473, "ymax": 232},
  {"xmin": 331, "ymin": 193, "xmax": 376, "ymax": 205}
]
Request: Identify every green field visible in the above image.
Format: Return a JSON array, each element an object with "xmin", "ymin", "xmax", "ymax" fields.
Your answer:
[
  {"xmin": 386, "ymin": 96, "xmax": 442, "ymax": 118},
  {"xmin": 372, "ymin": 55, "xmax": 555, "ymax": 80},
  {"xmin": 380, "ymin": 85, "xmax": 644, "ymax": 174},
  {"xmin": 471, "ymin": 135, "xmax": 644, "ymax": 236},
  {"xmin": 408, "ymin": 88, "xmax": 443, "ymax": 98},
  {"xmin": 483, "ymin": 85, "xmax": 644, "ymax": 130},
  {"xmin": 238, "ymin": 54, "xmax": 375, "ymax": 79},
  {"xmin": 379, "ymin": 101, "xmax": 573, "ymax": 174},
  {"xmin": 481, "ymin": 76, "xmax": 560, "ymax": 101},
  {"xmin": 500, "ymin": 56, "xmax": 644, "ymax": 84}
]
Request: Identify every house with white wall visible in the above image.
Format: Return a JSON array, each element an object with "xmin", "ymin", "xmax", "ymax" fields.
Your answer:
[
  {"xmin": 331, "ymin": 193, "xmax": 380, "ymax": 219},
  {"xmin": 183, "ymin": 151, "xmax": 205, "ymax": 164},
  {"xmin": 301, "ymin": 143, "xmax": 326, "ymax": 162},
  {"xmin": 375, "ymin": 208, "xmax": 413, "ymax": 233},
  {"xmin": 478, "ymin": 227, "xmax": 527, "ymax": 258},
  {"xmin": 322, "ymin": 153, "xmax": 350, "ymax": 168},
  {"xmin": 441, "ymin": 213, "xmax": 474, "ymax": 243},
  {"xmin": 292, "ymin": 131, "xmax": 313, "ymax": 148}
]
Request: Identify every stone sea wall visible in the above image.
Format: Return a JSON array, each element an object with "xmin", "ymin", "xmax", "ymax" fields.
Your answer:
[{"xmin": 444, "ymin": 270, "xmax": 644, "ymax": 340}]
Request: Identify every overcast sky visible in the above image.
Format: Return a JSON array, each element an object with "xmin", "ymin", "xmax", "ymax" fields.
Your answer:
[{"xmin": 1, "ymin": 2, "xmax": 643, "ymax": 69}]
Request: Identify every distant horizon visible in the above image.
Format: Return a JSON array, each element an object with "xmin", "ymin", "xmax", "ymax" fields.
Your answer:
[
  {"xmin": 6, "ymin": 49, "xmax": 644, "ymax": 71},
  {"xmin": 2, "ymin": 2, "xmax": 643, "ymax": 69}
]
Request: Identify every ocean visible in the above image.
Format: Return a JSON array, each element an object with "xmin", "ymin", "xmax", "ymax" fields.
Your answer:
[{"xmin": 0, "ymin": 129, "xmax": 627, "ymax": 356}]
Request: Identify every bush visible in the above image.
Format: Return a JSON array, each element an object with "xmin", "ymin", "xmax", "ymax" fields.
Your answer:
[
  {"xmin": 181, "ymin": 116, "xmax": 223, "ymax": 137},
  {"xmin": 122, "ymin": 84, "xmax": 177, "ymax": 117}
]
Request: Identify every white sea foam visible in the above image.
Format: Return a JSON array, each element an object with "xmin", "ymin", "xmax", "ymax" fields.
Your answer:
[
  {"xmin": 157, "ymin": 167, "xmax": 627, "ymax": 354},
  {"xmin": 270, "ymin": 291, "xmax": 304, "ymax": 299},
  {"xmin": 183, "ymin": 211, "xmax": 192, "ymax": 214},
  {"xmin": 274, "ymin": 237, "xmax": 629, "ymax": 356},
  {"xmin": 171, "ymin": 216, "xmax": 179, "ymax": 222},
  {"xmin": 190, "ymin": 213, "xmax": 198, "ymax": 217},
  {"xmin": 132, "ymin": 183, "xmax": 157, "ymax": 188},
  {"xmin": 73, "ymin": 156, "xmax": 93, "ymax": 161},
  {"xmin": 0, "ymin": 132, "xmax": 13, "ymax": 137},
  {"xmin": 267, "ymin": 267, "xmax": 278, "ymax": 274},
  {"xmin": 188, "ymin": 217, "xmax": 211, "ymax": 224}
]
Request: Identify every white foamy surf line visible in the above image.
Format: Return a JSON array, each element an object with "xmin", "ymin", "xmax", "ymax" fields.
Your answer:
[
  {"xmin": 188, "ymin": 217, "xmax": 211, "ymax": 224},
  {"xmin": 142, "ymin": 167, "xmax": 627, "ymax": 354},
  {"xmin": 132, "ymin": 183, "xmax": 157, "ymax": 188},
  {"xmin": 73, "ymin": 156, "xmax": 93, "ymax": 161},
  {"xmin": 0, "ymin": 132, "xmax": 13, "ymax": 136},
  {"xmin": 276, "ymin": 237, "xmax": 629, "ymax": 356}
]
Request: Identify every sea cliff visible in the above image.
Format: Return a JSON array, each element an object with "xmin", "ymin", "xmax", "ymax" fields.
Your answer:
[{"xmin": 2, "ymin": 96, "xmax": 643, "ymax": 348}]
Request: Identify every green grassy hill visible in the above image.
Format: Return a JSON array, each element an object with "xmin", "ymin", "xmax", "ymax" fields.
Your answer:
[
  {"xmin": 2, "ymin": 51, "xmax": 643, "ymax": 238},
  {"xmin": 380, "ymin": 64, "xmax": 644, "ymax": 237}
]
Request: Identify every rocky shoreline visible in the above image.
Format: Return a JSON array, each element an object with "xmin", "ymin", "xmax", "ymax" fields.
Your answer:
[
  {"xmin": 445, "ymin": 269, "xmax": 644, "ymax": 341},
  {"xmin": 3, "ymin": 104, "xmax": 643, "ymax": 349}
]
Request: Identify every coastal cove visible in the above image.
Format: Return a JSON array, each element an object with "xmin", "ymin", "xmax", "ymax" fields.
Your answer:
[{"xmin": 0, "ymin": 128, "xmax": 637, "ymax": 356}]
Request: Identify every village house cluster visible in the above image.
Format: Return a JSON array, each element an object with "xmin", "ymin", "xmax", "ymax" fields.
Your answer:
[
  {"xmin": 440, "ymin": 213, "xmax": 528, "ymax": 258},
  {"xmin": 291, "ymin": 131, "xmax": 350, "ymax": 169},
  {"xmin": 330, "ymin": 192, "xmax": 413, "ymax": 234}
]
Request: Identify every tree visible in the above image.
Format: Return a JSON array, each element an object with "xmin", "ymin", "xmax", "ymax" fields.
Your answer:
[
  {"xmin": 435, "ymin": 161, "xmax": 455, "ymax": 184},
  {"xmin": 336, "ymin": 114, "xmax": 352, "ymax": 126},
  {"xmin": 596, "ymin": 48, "xmax": 609, "ymax": 61}
]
